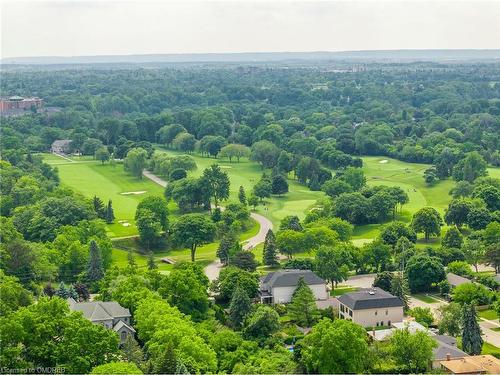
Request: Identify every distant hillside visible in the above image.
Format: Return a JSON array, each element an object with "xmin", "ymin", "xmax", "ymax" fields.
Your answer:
[{"xmin": 2, "ymin": 49, "xmax": 500, "ymax": 65}]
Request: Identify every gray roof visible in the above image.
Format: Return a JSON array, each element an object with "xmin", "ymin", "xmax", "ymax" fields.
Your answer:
[
  {"xmin": 51, "ymin": 139, "xmax": 72, "ymax": 147},
  {"xmin": 262, "ymin": 270, "xmax": 325, "ymax": 288},
  {"xmin": 337, "ymin": 287, "xmax": 404, "ymax": 310},
  {"xmin": 433, "ymin": 335, "xmax": 468, "ymax": 360},
  {"xmin": 446, "ymin": 273, "xmax": 472, "ymax": 287},
  {"xmin": 113, "ymin": 320, "xmax": 136, "ymax": 333},
  {"xmin": 69, "ymin": 300, "xmax": 131, "ymax": 321}
]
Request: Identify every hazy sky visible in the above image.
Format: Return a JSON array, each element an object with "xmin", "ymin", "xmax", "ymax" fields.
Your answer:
[{"xmin": 2, "ymin": 0, "xmax": 500, "ymax": 58}]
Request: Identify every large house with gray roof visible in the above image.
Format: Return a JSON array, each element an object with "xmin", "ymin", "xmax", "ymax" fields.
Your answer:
[
  {"xmin": 68, "ymin": 298, "xmax": 135, "ymax": 343},
  {"xmin": 259, "ymin": 269, "xmax": 328, "ymax": 304},
  {"xmin": 338, "ymin": 287, "xmax": 404, "ymax": 327}
]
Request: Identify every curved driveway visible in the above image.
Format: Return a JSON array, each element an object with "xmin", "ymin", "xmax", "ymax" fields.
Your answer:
[{"xmin": 142, "ymin": 170, "xmax": 273, "ymax": 281}]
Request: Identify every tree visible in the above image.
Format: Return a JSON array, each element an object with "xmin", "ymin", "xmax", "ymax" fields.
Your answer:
[
  {"xmin": 373, "ymin": 271, "xmax": 394, "ymax": 292},
  {"xmin": 322, "ymin": 179, "xmax": 352, "ymax": 198},
  {"xmin": 248, "ymin": 195, "xmax": 259, "ymax": 210},
  {"xmin": 238, "ymin": 185, "xmax": 247, "ymax": 205},
  {"xmin": 169, "ymin": 168, "xmax": 187, "ymax": 181},
  {"xmin": 212, "ymin": 266, "xmax": 259, "ymax": 302},
  {"xmin": 93, "ymin": 195, "xmax": 105, "ymax": 218},
  {"xmin": 219, "ymin": 144, "xmax": 250, "ymax": 162},
  {"xmin": 452, "ymin": 283, "xmax": 491, "ymax": 305},
  {"xmin": 86, "ymin": 240, "xmax": 104, "ymax": 283},
  {"xmin": 411, "ymin": 207, "xmax": 442, "ymax": 241},
  {"xmin": 408, "ymin": 307, "xmax": 434, "ymax": 327},
  {"xmin": 217, "ymin": 232, "xmax": 238, "ymax": 265},
  {"xmin": 391, "ymin": 272, "xmax": 410, "ymax": 310},
  {"xmin": 444, "ymin": 199, "xmax": 473, "ymax": 228},
  {"xmin": 136, "ymin": 196, "xmax": 169, "ymax": 231},
  {"xmin": 462, "ymin": 239, "xmax": 485, "ymax": 273},
  {"xmin": 442, "ymin": 227, "xmax": 463, "ymax": 248},
  {"xmin": 277, "ymin": 150, "xmax": 293, "ymax": 173},
  {"xmin": 228, "ymin": 285, "xmax": 252, "ymax": 329},
  {"xmin": 279, "ymin": 215, "xmax": 303, "ymax": 231},
  {"xmin": 199, "ymin": 135, "xmax": 227, "ymax": 157},
  {"xmin": 91, "ymin": 362, "xmax": 142, "ymax": 374},
  {"xmin": 472, "ymin": 185, "xmax": 500, "ymax": 211},
  {"xmin": 202, "ymin": 164, "xmax": 230, "ymax": 207},
  {"xmin": 105, "ymin": 199, "xmax": 115, "ymax": 224},
  {"xmin": 73, "ymin": 282, "xmax": 90, "ymax": 301},
  {"xmin": 124, "ymin": 147, "xmax": 148, "ymax": 179},
  {"xmin": 263, "ymin": 229, "xmax": 279, "ymax": 266},
  {"xmin": 172, "ymin": 132, "xmax": 196, "ymax": 153},
  {"xmin": 56, "ymin": 281, "xmax": 70, "ymax": 299},
  {"xmin": 147, "ymin": 251, "xmax": 157, "ymax": 270},
  {"xmin": 171, "ymin": 213, "xmax": 216, "ymax": 261},
  {"xmin": 253, "ymin": 177, "xmax": 272, "ymax": 201},
  {"xmin": 243, "ymin": 305, "xmax": 280, "ymax": 340},
  {"xmin": 405, "ymin": 254, "xmax": 445, "ymax": 292},
  {"xmin": 121, "ymin": 335, "xmax": 144, "ymax": 369},
  {"xmin": 380, "ymin": 221, "xmax": 417, "ymax": 248},
  {"xmin": 0, "ymin": 272, "xmax": 33, "ymax": 316},
  {"xmin": 271, "ymin": 174, "xmax": 288, "ymax": 196},
  {"xmin": 250, "ymin": 140, "xmax": 280, "ymax": 169},
  {"xmin": 453, "ymin": 151, "xmax": 488, "ymax": 182},
  {"xmin": 156, "ymin": 123, "xmax": 186, "ymax": 147},
  {"xmin": 135, "ymin": 209, "xmax": 163, "ymax": 250},
  {"xmin": 340, "ymin": 167, "xmax": 366, "ymax": 191},
  {"xmin": 467, "ymin": 206, "xmax": 492, "ymax": 230},
  {"xmin": 287, "ymin": 278, "xmax": 320, "ymax": 327},
  {"xmin": 230, "ymin": 251, "xmax": 258, "ymax": 272},
  {"xmin": 423, "ymin": 167, "xmax": 438, "ymax": 185},
  {"xmin": 389, "ymin": 328, "xmax": 437, "ymax": 373},
  {"xmin": 462, "ymin": 304, "xmax": 483, "ymax": 355},
  {"xmin": 94, "ymin": 146, "xmax": 110, "ymax": 164},
  {"xmin": 299, "ymin": 318, "xmax": 369, "ymax": 374},
  {"xmin": 437, "ymin": 302, "xmax": 462, "ymax": 337},
  {"xmin": 314, "ymin": 246, "xmax": 351, "ymax": 289},
  {"xmin": 276, "ymin": 229, "xmax": 305, "ymax": 259},
  {"xmin": 447, "ymin": 260, "xmax": 473, "ymax": 277},
  {"xmin": 450, "ymin": 181, "xmax": 474, "ymax": 198}
]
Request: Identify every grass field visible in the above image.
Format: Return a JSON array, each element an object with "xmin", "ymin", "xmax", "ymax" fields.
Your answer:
[
  {"xmin": 478, "ymin": 309, "xmax": 498, "ymax": 321},
  {"xmin": 156, "ymin": 147, "xmax": 324, "ymax": 228},
  {"xmin": 411, "ymin": 294, "xmax": 440, "ymax": 304},
  {"xmin": 41, "ymin": 153, "xmax": 166, "ymax": 237},
  {"xmin": 331, "ymin": 286, "xmax": 359, "ymax": 296}
]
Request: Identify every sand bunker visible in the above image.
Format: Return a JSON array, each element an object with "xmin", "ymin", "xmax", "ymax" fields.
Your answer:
[
  {"xmin": 379, "ymin": 160, "xmax": 389, "ymax": 164},
  {"xmin": 120, "ymin": 191, "xmax": 146, "ymax": 195}
]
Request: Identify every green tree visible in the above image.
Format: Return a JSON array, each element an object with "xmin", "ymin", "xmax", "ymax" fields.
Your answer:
[
  {"xmin": 263, "ymin": 229, "xmax": 279, "ymax": 266},
  {"xmin": 121, "ymin": 335, "xmax": 144, "ymax": 370},
  {"xmin": 243, "ymin": 305, "xmax": 280, "ymax": 340},
  {"xmin": 202, "ymin": 164, "xmax": 230, "ymax": 207},
  {"xmin": 411, "ymin": 207, "xmax": 442, "ymax": 241},
  {"xmin": 279, "ymin": 215, "xmax": 303, "ymax": 231},
  {"xmin": 315, "ymin": 245, "xmax": 351, "ymax": 289},
  {"xmin": 136, "ymin": 196, "xmax": 169, "ymax": 231},
  {"xmin": 105, "ymin": 199, "xmax": 115, "ymax": 224},
  {"xmin": 462, "ymin": 239, "xmax": 485, "ymax": 273},
  {"xmin": 250, "ymin": 140, "xmax": 280, "ymax": 169},
  {"xmin": 124, "ymin": 147, "xmax": 148, "ymax": 179},
  {"xmin": 299, "ymin": 318, "xmax": 369, "ymax": 374},
  {"xmin": 212, "ymin": 266, "xmax": 259, "ymax": 302},
  {"xmin": 277, "ymin": 150, "xmax": 293, "ymax": 173},
  {"xmin": 147, "ymin": 251, "xmax": 157, "ymax": 270},
  {"xmin": 230, "ymin": 250, "xmax": 258, "ymax": 272},
  {"xmin": 93, "ymin": 195, "xmax": 105, "ymax": 218},
  {"xmin": 172, "ymin": 132, "xmax": 196, "ymax": 153},
  {"xmin": 442, "ymin": 227, "xmax": 463, "ymax": 248},
  {"xmin": 405, "ymin": 254, "xmax": 445, "ymax": 292},
  {"xmin": 437, "ymin": 302, "xmax": 462, "ymax": 337},
  {"xmin": 380, "ymin": 221, "xmax": 417, "ymax": 247},
  {"xmin": 389, "ymin": 328, "xmax": 437, "ymax": 373},
  {"xmin": 220, "ymin": 144, "xmax": 250, "ymax": 162},
  {"xmin": 171, "ymin": 213, "xmax": 216, "ymax": 261},
  {"xmin": 288, "ymin": 277, "xmax": 320, "ymax": 327},
  {"xmin": 271, "ymin": 174, "xmax": 289, "ymax": 196},
  {"xmin": 322, "ymin": 179, "xmax": 352, "ymax": 198},
  {"xmin": 228, "ymin": 285, "xmax": 252, "ymax": 329},
  {"xmin": 247, "ymin": 194, "xmax": 259, "ymax": 210},
  {"xmin": 467, "ymin": 206, "xmax": 492, "ymax": 230},
  {"xmin": 0, "ymin": 271, "xmax": 33, "ymax": 316},
  {"xmin": 462, "ymin": 303, "xmax": 483, "ymax": 355},
  {"xmin": 86, "ymin": 240, "xmax": 104, "ymax": 283},
  {"xmin": 238, "ymin": 185, "xmax": 247, "ymax": 205},
  {"xmin": 373, "ymin": 271, "xmax": 394, "ymax": 292},
  {"xmin": 408, "ymin": 307, "xmax": 434, "ymax": 327},
  {"xmin": 94, "ymin": 146, "xmax": 110, "ymax": 164},
  {"xmin": 253, "ymin": 177, "xmax": 272, "ymax": 201},
  {"xmin": 453, "ymin": 151, "xmax": 488, "ymax": 182},
  {"xmin": 135, "ymin": 208, "xmax": 163, "ymax": 250},
  {"xmin": 444, "ymin": 199, "xmax": 474, "ymax": 228},
  {"xmin": 217, "ymin": 232, "xmax": 238, "ymax": 265},
  {"xmin": 91, "ymin": 362, "xmax": 142, "ymax": 374},
  {"xmin": 276, "ymin": 229, "xmax": 305, "ymax": 259},
  {"xmin": 452, "ymin": 283, "xmax": 492, "ymax": 305},
  {"xmin": 391, "ymin": 272, "xmax": 410, "ymax": 310},
  {"xmin": 340, "ymin": 167, "xmax": 366, "ymax": 191}
]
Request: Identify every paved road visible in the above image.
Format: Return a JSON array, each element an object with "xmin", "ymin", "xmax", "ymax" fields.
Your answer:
[{"xmin": 142, "ymin": 169, "xmax": 273, "ymax": 281}]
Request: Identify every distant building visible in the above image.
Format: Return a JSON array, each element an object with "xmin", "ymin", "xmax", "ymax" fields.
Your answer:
[
  {"xmin": 68, "ymin": 298, "xmax": 135, "ymax": 343},
  {"xmin": 440, "ymin": 355, "xmax": 500, "ymax": 374},
  {"xmin": 447, "ymin": 273, "xmax": 472, "ymax": 289},
  {"xmin": 51, "ymin": 139, "xmax": 72, "ymax": 154},
  {"xmin": 432, "ymin": 335, "xmax": 469, "ymax": 369},
  {"xmin": 0, "ymin": 96, "xmax": 43, "ymax": 112},
  {"xmin": 259, "ymin": 269, "xmax": 328, "ymax": 304},
  {"xmin": 337, "ymin": 287, "xmax": 404, "ymax": 327}
]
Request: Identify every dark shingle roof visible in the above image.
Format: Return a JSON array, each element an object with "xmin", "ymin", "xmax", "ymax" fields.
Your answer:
[
  {"xmin": 433, "ymin": 335, "xmax": 468, "ymax": 360},
  {"xmin": 337, "ymin": 287, "xmax": 404, "ymax": 310},
  {"xmin": 69, "ymin": 300, "xmax": 131, "ymax": 321},
  {"xmin": 262, "ymin": 270, "xmax": 325, "ymax": 288}
]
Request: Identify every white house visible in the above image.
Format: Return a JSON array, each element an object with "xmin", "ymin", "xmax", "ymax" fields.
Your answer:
[
  {"xmin": 68, "ymin": 298, "xmax": 135, "ymax": 343},
  {"xmin": 259, "ymin": 269, "xmax": 328, "ymax": 304},
  {"xmin": 337, "ymin": 287, "xmax": 404, "ymax": 328}
]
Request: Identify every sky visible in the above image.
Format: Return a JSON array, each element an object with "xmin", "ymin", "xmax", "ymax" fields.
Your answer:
[{"xmin": 2, "ymin": 0, "xmax": 500, "ymax": 58}]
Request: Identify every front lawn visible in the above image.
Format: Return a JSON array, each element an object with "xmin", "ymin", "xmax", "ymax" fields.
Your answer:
[
  {"xmin": 331, "ymin": 287, "xmax": 359, "ymax": 297},
  {"xmin": 478, "ymin": 309, "xmax": 498, "ymax": 321},
  {"xmin": 412, "ymin": 294, "xmax": 440, "ymax": 304},
  {"xmin": 482, "ymin": 342, "xmax": 500, "ymax": 358}
]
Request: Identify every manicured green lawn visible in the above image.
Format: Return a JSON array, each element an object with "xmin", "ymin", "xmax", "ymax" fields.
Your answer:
[
  {"xmin": 41, "ymin": 153, "xmax": 167, "ymax": 237},
  {"xmin": 491, "ymin": 327, "xmax": 500, "ymax": 332},
  {"xmin": 478, "ymin": 309, "xmax": 498, "ymax": 321},
  {"xmin": 482, "ymin": 342, "xmax": 500, "ymax": 358},
  {"xmin": 331, "ymin": 286, "xmax": 359, "ymax": 296},
  {"xmin": 156, "ymin": 147, "xmax": 324, "ymax": 228},
  {"xmin": 411, "ymin": 294, "xmax": 440, "ymax": 303}
]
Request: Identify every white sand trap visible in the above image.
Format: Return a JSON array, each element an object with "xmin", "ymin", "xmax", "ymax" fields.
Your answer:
[
  {"xmin": 120, "ymin": 191, "xmax": 146, "ymax": 195},
  {"xmin": 379, "ymin": 159, "xmax": 389, "ymax": 164},
  {"xmin": 122, "ymin": 222, "xmax": 131, "ymax": 227}
]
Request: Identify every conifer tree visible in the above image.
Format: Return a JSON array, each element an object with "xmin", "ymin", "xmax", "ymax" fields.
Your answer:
[
  {"xmin": 391, "ymin": 272, "xmax": 410, "ymax": 311},
  {"xmin": 462, "ymin": 303, "xmax": 483, "ymax": 355},
  {"xmin": 68, "ymin": 285, "xmax": 78, "ymax": 300},
  {"xmin": 288, "ymin": 277, "xmax": 320, "ymax": 327},
  {"xmin": 238, "ymin": 185, "xmax": 247, "ymax": 205},
  {"xmin": 92, "ymin": 195, "xmax": 105, "ymax": 219},
  {"xmin": 105, "ymin": 199, "xmax": 115, "ymax": 224},
  {"xmin": 55, "ymin": 282, "xmax": 70, "ymax": 299},
  {"xmin": 87, "ymin": 240, "xmax": 104, "ymax": 283},
  {"xmin": 228, "ymin": 285, "xmax": 252, "ymax": 329},
  {"xmin": 122, "ymin": 335, "xmax": 144, "ymax": 368},
  {"xmin": 147, "ymin": 251, "xmax": 157, "ymax": 270},
  {"xmin": 217, "ymin": 232, "xmax": 238, "ymax": 265},
  {"xmin": 263, "ymin": 229, "xmax": 279, "ymax": 266},
  {"xmin": 127, "ymin": 249, "xmax": 137, "ymax": 270},
  {"xmin": 154, "ymin": 344, "xmax": 178, "ymax": 374}
]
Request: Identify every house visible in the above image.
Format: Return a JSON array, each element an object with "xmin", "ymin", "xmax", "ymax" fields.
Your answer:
[
  {"xmin": 337, "ymin": 287, "xmax": 404, "ymax": 327},
  {"xmin": 447, "ymin": 273, "xmax": 472, "ymax": 289},
  {"xmin": 440, "ymin": 355, "xmax": 500, "ymax": 374},
  {"xmin": 68, "ymin": 298, "xmax": 135, "ymax": 343},
  {"xmin": 432, "ymin": 335, "xmax": 468, "ymax": 369},
  {"xmin": 51, "ymin": 139, "xmax": 72, "ymax": 155},
  {"xmin": 259, "ymin": 269, "xmax": 328, "ymax": 304},
  {"xmin": 369, "ymin": 320, "xmax": 428, "ymax": 341}
]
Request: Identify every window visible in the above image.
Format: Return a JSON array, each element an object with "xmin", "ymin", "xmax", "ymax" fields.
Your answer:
[
  {"xmin": 349, "ymin": 310, "xmax": 352, "ymax": 317},
  {"xmin": 376, "ymin": 322, "xmax": 379, "ymax": 327},
  {"xmin": 388, "ymin": 320, "xmax": 391, "ymax": 326},
  {"xmin": 380, "ymin": 321, "xmax": 384, "ymax": 326},
  {"xmin": 375, "ymin": 311, "xmax": 377, "ymax": 316},
  {"xmin": 121, "ymin": 331, "xmax": 127, "ymax": 340}
]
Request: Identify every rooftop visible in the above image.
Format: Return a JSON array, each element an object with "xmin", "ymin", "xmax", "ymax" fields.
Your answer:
[
  {"xmin": 68, "ymin": 299, "xmax": 131, "ymax": 321},
  {"xmin": 261, "ymin": 269, "xmax": 325, "ymax": 288},
  {"xmin": 440, "ymin": 355, "xmax": 500, "ymax": 374},
  {"xmin": 338, "ymin": 287, "xmax": 404, "ymax": 310}
]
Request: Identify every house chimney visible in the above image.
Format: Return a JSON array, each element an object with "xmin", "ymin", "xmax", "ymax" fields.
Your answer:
[{"xmin": 446, "ymin": 353, "xmax": 451, "ymax": 361}]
